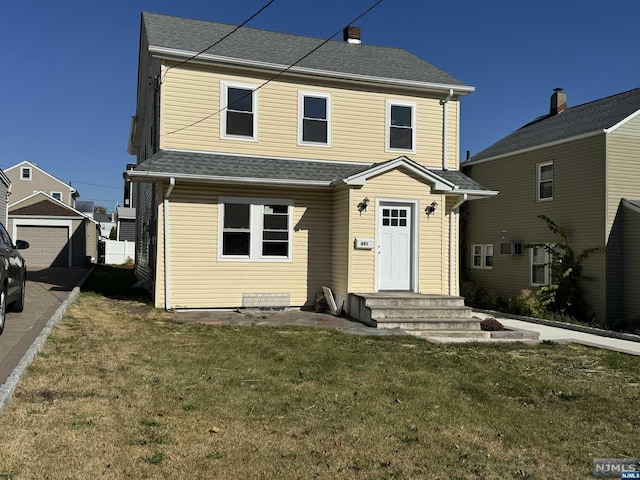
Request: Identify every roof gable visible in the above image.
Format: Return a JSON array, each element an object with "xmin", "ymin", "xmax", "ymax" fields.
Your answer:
[
  {"xmin": 467, "ymin": 88, "xmax": 640, "ymax": 164},
  {"xmin": 5, "ymin": 160, "xmax": 77, "ymax": 194},
  {"xmin": 9, "ymin": 191, "xmax": 97, "ymax": 223},
  {"xmin": 142, "ymin": 12, "xmax": 472, "ymax": 93}
]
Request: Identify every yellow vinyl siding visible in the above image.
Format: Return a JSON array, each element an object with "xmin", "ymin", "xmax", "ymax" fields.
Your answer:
[
  {"xmin": 464, "ymin": 135, "xmax": 607, "ymax": 321},
  {"xmin": 154, "ymin": 182, "xmax": 332, "ymax": 308},
  {"xmin": 623, "ymin": 204, "xmax": 640, "ymax": 322},
  {"xmin": 159, "ymin": 63, "xmax": 457, "ymax": 168},
  {"xmin": 330, "ymin": 185, "xmax": 350, "ymax": 301},
  {"xmin": 606, "ymin": 115, "xmax": 640, "ymax": 237}
]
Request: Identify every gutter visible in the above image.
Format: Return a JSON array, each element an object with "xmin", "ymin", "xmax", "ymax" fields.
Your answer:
[
  {"xmin": 163, "ymin": 178, "xmax": 175, "ymax": 311},
  {"xmin": 440, "ymin": 89, "xmax": 454, "ymax": 171},
  {"xmin": 449, "ymin": 193, "xmax": 467, "ymax": 296}
]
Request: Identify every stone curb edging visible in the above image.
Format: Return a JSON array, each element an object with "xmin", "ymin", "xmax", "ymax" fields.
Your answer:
[
  {"xmin": 0, "ymin": 267, "xmax": 94, "ymax": 414},
  {"xmin": 473, "ymin": 308, "xmax": 640, "ymax": 344}
]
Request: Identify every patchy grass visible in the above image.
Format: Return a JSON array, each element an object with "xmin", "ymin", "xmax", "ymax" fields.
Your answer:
[{"xmin": 0, "ymin": 275, "xmax": 639, "ymax": 478}]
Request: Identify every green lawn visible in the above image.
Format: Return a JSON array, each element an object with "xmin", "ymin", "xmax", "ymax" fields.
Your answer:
[{"xmin": 0, "ymin": 267, "xmax": 638, "ymax": 479}]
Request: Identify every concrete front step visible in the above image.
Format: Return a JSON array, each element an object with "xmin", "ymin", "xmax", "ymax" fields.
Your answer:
[
  {"xmin": 370, "ymin": 305, "xmax": 473, "ymax": 320},
  {"xmin": 361, "ymin": 294, "xmax": 467, "ymax": 308},
  {"xmin": 374, "ymin": 317, "xmax": 481, "ymax": 331}
]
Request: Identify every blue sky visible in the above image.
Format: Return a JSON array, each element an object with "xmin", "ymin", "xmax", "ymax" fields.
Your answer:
[{"xmin": 2, "ymin": 0, "xmax": 638, "ymax": 209}]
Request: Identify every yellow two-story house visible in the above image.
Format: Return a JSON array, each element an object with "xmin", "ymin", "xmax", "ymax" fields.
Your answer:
[{"xmin": 126, "ymin": 12, "xmax": 495, "ymax": 312}]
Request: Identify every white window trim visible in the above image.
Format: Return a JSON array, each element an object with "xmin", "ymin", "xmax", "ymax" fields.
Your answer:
[
  {"xmin": 20, "ymin": 166, "xmax": 32, "ymax": 181},
  {"xmin": 529, "ymin": 244, "xmax": 552, "ymax": 286},
  {"xmin": 50, "ymin": 191, "xmax": 63, "ymax": 201},
  {"xmin": 220, "ymin": 80, "xmax": 258, "ymax": 142},
  {"xmin": 218, "ymin": 196, "xmax": 293, "ymax": 262},
  {"xmin": 386, "ymin": 99, "xmax": 416, "ymax": 153},
  {"xmin": 536, "ymin": 161, "xmax": 553, "ymax": 202},
  {"xmin": 471, "ymin": 244, "xmax": 493, "ymax": 269},
  {"xmin": 298, "ymin": 90, "xmax": 331, "ymax": 147}
]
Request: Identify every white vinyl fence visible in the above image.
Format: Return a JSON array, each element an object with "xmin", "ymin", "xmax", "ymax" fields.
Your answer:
[{"xmin": 102, "ymin": 240, "xmax": 135, "ymax": 265}]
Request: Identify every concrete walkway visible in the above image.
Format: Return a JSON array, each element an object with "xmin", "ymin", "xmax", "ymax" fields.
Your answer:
[{"xmin": 473, "ymin": 311, "xmax": 640, "ymax": 356}]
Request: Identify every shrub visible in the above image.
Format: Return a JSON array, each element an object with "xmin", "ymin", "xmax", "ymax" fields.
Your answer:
[{"xmin": 480, "ymin": 318, "xmax": 505, "ymax": 331}]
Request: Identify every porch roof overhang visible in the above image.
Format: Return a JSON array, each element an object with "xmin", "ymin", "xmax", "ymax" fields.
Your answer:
[{"xmin": 126, "ymin": 150, "xmax": 497, "ymax": 196}]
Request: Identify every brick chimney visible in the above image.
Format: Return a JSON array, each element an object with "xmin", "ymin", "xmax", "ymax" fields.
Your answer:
[
  {"xmin": 550, "ymin": 88, "xmax": 567, "ymax": 115},
  {"xmin": 343, "ymin": 25, "xmax": 361, "ymax": 44}
]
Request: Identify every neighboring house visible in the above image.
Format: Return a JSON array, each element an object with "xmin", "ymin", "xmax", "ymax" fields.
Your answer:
[
  {"xmin": 0, "ymin": 169, "xmax": 11, "ymax": 227},
  {"xmin": 462, "ymin": 88, "xmax": 640, "ymax": 326},
  {"xmin": 5, "ymin": 161, "xmax": 99, "ymax": 268},
  {"xmin": 76, "ymin": 200, "xmax": 95, "ymax": 219},
  {"xmin": 5, "ymin": 161, "xmax": 78, "ymax": 207},
  {"xmin": 94, "ymin": 212, "xmax": 116, "ymax": 239},
  {"xmin": 114, "ymin": 206, "xmax": 136, "ymax": 242},
  {"xmin": 126, "ymin": 12, "xmax": 495, "ymax": 310},
  {"xmin": 9, "ymin": 192, "xmax": 99, "ymax": 268}
]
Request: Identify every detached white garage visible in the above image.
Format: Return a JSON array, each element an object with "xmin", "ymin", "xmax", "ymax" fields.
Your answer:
[
  {"xmin": 16, "ymin": 225, "xmax": 69, "ymax": 268},
  {"xmin": 8, "ymin": 192, "xmax": 99, "ymax": 269}
]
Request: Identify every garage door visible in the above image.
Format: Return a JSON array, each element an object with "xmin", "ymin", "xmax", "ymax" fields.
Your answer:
[{"xmin": 16, "ymin": 226, "xmax": 69, "ymax": 268}]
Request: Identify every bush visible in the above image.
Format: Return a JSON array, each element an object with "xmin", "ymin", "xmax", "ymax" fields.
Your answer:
[{"xmin": 480, "ymin": 318, "xmax": 505, "ymax": 331}]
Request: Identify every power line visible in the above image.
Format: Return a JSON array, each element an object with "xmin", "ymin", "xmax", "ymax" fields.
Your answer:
[
  {"xmin": 160, "ymin": 0, "xmax": 276, "ymax": 84},
  {"xmin": 161, "ymin": 0, "xmax": 385, "ymax": 138}
]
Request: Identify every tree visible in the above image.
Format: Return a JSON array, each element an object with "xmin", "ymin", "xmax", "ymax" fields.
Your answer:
[
  {"xmin": 529, "ymin": 215, "xmax": 603, "ymax": 321},
  {"xmin": 109, "ymin": 227, "xmax": 117, "ymax": 240},
  {"xmin": 94, "ymin": 205, "xmax": 107, "ymax": 214}
]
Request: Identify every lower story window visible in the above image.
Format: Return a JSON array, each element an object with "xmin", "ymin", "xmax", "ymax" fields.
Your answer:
[
  {"xmin": 220, "ymin": 198, "xmax": 292, "ymax": 260},
  {"xmin": 471, "ymin": 244, "xmax": 493, "ymax": 269},
  {"xmin": 530, "ymin": 245, "xmax": 552, "ymax": 286}
]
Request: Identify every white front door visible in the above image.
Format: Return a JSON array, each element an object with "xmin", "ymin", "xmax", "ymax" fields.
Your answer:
[{"xmin": 377, "ymin": 203, "xmax": 413, "ymax": 291}]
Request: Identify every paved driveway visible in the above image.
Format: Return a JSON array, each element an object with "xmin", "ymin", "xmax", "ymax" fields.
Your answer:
[{"xmin": 0, "ymin": 267, "xmax": 91, "ymax": 386}]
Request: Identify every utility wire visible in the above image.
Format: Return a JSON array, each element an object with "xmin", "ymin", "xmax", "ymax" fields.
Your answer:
[
  {"xmin": 161, "ymin": 0, "xmax": 384, "ymax": 137},
  {"xmin": 160, "ymin": 0, "xmax": 276, "ymax": 84}
]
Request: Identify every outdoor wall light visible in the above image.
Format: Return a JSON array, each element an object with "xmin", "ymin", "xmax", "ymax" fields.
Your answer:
[
  {"xmin": 357, "ymin": 197, "xmax": 370, "ymax": 212},
  {"xmin": 500, "ymin": 230, "xmax": 507, "ymax": 239},
  {"xmin": 425, "ymin": 201, "xmax": 438, "ymax": 217}
]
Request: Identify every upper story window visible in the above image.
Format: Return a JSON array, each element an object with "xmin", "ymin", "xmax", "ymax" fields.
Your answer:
[
  {"xmin": 20, "ymin": 167, "xmax": 32, "ymax": 181},
  {"xmin": 220, "ymin": 81, "xmax": 257, "ymax": 140},
  {"xmin": 387, "ymin": 100, "xmax": 416, "ymax": 152},
  {"xmin": 219, "ymin": 197, "xmax": 292, "ymax": 261},
  {"xmin": 471, "ymin": 244, "xmax": 493, "ymax": 269},
  {"xmin": 51, "ymin": 192, "xmax": 62, "ymax": 201},
  {"xmin": 298, "ymin": 91, "xmax": 330, "ymax": 145},
  {"xmin": 537, "ymin": 161, "xmax": 553, "ymax": 201}
]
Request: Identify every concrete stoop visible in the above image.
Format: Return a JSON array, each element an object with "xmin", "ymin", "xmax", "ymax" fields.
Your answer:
[{"xmin": 347, "ymin": 293, "xmax": 540, "ymax": 343}]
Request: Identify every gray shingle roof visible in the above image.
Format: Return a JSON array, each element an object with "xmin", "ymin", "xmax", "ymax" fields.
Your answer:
[
  {"xmin": 467, "ymin": 88, "xmax": 640, "ymax": 163},
  {"xmin": 142, "ymin": 12, "xmax": 470, "ymax": 88},
  {"xmin": 130, "ymin": 150, "xmax": 492, "ymax": 193}
]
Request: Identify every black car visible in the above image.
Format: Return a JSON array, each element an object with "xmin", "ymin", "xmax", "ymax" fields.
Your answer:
[{"xmin": 0, "ymin": 223, "xmax": 29, "ymax": 335}]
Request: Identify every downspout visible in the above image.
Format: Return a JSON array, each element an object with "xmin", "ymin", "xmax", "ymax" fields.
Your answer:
[
  {"xmin": 441, "ymin": 88, "xmax": 454, "ymax": 171},
  {"xmin": 163, "ymin": 178, "xmax": 175, "ymax": 311},
  {"xmin": 449, "ymin": 193, "xmax": 467, "ymax": 296}
]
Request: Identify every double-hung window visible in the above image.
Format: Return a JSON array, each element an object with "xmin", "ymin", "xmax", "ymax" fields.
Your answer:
[
  {"xmin": 299, "ymin": 91, "xmax": 330, "ymax": 145},
  {"xmin": 220, "ymin": 197, "xmax": 292, "ymax": 261},
  {"xmin": 221, "ymin": 81, "xmax": 257, "ymax": 140},
  {"xmin": 386, "ymin": 100, "xmax": 416, "ymax": 152},
  {"xmin": 530, "ymin": 245, "xmax": 552, "ymax": 286},
  {"xmin": 537, "ymin": 161, "xmax": 553, "ymax": 201},
  {"xmin": 471, "ymin": 244, "xmax": 493, "ymax": 269}
]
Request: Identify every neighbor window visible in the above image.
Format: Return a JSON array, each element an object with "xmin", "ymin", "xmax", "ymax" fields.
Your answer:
[
  {"xmin": 21, "ymin": 167, "xmax": 32, "ymax": 181},
  {"xmin": 387, "ymin": 100, "xmax": 416, "ymax": 151},
  {"xmin": 220, "ymin": 198, "xmax": 292, "ymax": 260},
  {"xmin": 299, "ymin": 91, "xmax": 330, "ymax": 145},
  {"xmin": 471, "ymin": 244, "xmax": 493, "ymax": 269},
  {"xmin": 530, "ymin": 245, "xmax": 552, "ymax": 286},
  {"xmin": 221, "ymin": 81, "xmax": 257, "ymax": 140},
  {"xmin": 537, "ymin": 161, "xmax": 553, "ymax": 201},
  {"xmin": 51, "ymin": 192, "xmax": 62, "ymax": 201}
]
